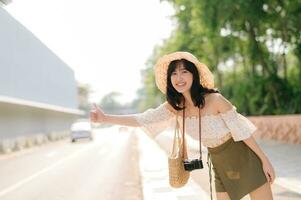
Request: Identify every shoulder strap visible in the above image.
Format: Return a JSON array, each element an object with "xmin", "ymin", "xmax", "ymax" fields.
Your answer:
[
  {"xmin": 181, "ymin": 102, "xmax": 202, "ymax": 160},
  {"xmin": 199, "ymin": 106, "xmax": 202, "ymax": 159},
  {"xmin": 182, "ymin": 105, "xmax": 186, "ymax": 157}
]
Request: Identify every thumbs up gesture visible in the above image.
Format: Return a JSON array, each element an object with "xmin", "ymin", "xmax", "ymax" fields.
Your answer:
[{"xmin": 90, "ymin": 103, "xmax": 106, "ymax": 123}]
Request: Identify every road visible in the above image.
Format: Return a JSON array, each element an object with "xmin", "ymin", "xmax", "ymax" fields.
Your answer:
[
  {"xmin": 1, "ymin": 127, "xmax": 300, "ymax": 200},
  {"xmin": 0, "ymin": 127, "xmax": 142, "ymax": 200}
]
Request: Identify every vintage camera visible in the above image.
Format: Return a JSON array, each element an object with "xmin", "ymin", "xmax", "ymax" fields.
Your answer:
[{"xmin": 183, "ymin": 159, "xmax": 204, "ymax": 171}]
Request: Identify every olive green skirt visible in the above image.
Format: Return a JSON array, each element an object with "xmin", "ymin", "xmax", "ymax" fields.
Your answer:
[{"xmin": 207, "ymin": 137, "xmax": 267, "ymax": 200}]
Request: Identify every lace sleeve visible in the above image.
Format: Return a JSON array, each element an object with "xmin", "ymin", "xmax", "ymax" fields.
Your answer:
[
  {"xmin": 133, "ymin": 103, "xmax": 175, "ymax": 139},
  {"xmin": 219, "ymin": 106, "xmax": 257, "ymax": 141}
]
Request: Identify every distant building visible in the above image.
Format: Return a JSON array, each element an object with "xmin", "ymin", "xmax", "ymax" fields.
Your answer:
[{"xmin": 0, "ymin": 3, "xmax": 83, "ymax": 151}]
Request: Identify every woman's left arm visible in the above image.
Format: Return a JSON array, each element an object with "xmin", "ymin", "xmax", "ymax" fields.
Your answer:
[
  {"xmin": 243, "ymin": 136, "xmax": 275, "ymax": 184},
  {"xmin": 213, "ymin": 93, "xmax": 276, "ymax": 184}
]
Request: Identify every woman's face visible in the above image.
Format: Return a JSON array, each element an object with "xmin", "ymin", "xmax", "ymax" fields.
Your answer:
[{"xmin": 170, "ymin": 62, "xmax": 193, "ymax": 94}]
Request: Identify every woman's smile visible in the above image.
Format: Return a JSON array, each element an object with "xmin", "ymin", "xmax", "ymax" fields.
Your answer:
[
  {"xmin": 171, "ymin": 63, "xmax": 193, "ymax": 93},
  {"xmin": 177, "ymin": 82, "xmax": 186, "ymax": 87}
]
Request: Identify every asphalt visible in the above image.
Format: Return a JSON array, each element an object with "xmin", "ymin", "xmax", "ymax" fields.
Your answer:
[{"xmin": 1, "ymin": 127, "xmax": 300, "ymax": 200}]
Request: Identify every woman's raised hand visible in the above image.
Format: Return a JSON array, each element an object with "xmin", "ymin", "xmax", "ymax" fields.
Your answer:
[{"xmin": 90, "ymin": 103, "xmax": 106, "ymax": 123}]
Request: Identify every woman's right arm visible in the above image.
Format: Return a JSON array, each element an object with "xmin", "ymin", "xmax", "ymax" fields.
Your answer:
[
  {"xmin": 90, "ymin": 102, "xmax": 175, "ymax": 138},
  {"xmin": 90, "ymin": 103, "xmax": 140, "ymax": 127},
  {"xmin": 103, "ymin": 114, "xmax": 140, "ymax": 127}
]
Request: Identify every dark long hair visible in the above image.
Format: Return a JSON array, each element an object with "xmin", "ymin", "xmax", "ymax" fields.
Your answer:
[{"xmin": 166, "ymin": 59, "xmax": 219, "ymax": 111}]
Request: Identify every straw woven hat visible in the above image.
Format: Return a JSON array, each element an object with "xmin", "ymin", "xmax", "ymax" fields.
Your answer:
[{"xmin": 154, "ymin": 51, "xmax": 215, "ymax": 94}]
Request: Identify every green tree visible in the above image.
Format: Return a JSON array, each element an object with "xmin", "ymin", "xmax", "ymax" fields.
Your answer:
[
  {"xmin": 77, "ymin": 82, "xmax": 92, "ymax": 116},
  {"xmin": 138, "ymin": 0, "xmax": 301, "ymax": 114}
]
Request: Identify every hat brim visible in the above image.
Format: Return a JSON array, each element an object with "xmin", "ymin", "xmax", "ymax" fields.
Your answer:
[{"xmin": 154, "ymin": 51, "xmax": 215, "ymax": 94}]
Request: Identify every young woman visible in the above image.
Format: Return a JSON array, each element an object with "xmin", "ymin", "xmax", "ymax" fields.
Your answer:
[{"xmin": 90, "ymin": 51, "xmax": 275, "ymax": 200}]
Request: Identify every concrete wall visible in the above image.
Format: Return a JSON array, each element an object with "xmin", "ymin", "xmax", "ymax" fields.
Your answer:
[
  {"xmin": 0, "ymin": 6, "xmax": 83, "ymax": 153},
  {"xmin": 0, "ymin": 103, "xmax": 78, "ymax": 139},
  {"xmin": 0, "ymin": 7, "xmax": 78, "ymax": 109}
]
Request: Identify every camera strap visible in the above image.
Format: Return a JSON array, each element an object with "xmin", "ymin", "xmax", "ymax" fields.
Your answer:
[
  {"xmin": 182, "ymin": 100, "xmax": 211, "ymax": 200},
  {"xmin": 181, "ymin": 100, "xmax": 202, "ymax": 160},
  {"xmin": 199, "ymin": 106, "xmax": 202, "ymax": 160},
  {"xmin": 182, "ymin": 103, "xmax": 186, "ymax": 158}
]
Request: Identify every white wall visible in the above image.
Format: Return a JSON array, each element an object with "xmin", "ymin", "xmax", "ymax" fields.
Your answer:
[
  {"xmin": 0, "ymin": 7, "xmax": 78, "ymax": 109},
  {"xmin": 0, "ymin": 103, "xmax": 77, "ymax": 139},
  {"xmin": 0, "ymin": 7, "xmax": 82, "ymax": 141}
]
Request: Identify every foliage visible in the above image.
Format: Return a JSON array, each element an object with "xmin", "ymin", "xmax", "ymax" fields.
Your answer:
[
  {"xmin": 77, "ymin": 82, "xmax": 92, "ymax": 116},
  {"xmin": 136, "ymin": 0, "xmax": 301, "ymax": 115}
]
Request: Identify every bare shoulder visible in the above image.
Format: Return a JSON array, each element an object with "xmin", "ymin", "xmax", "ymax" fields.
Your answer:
[
  {"xmin": 163, "ymin": 101, "xmax": 177, "ymax": 115},
  {"xmin": 162, "ymin": 93, "xmax": 234, "ymax": 115},
  {"xmin": 204, "ymin": 92, "xmax": 220, "ymax": 101},
  {"xmin": 204, "ymin": 93, "xmax": 234, "ymax": 112},
  {"xmin": 203, "ymin": 92, "xmax": 222, "ymax": 105}
]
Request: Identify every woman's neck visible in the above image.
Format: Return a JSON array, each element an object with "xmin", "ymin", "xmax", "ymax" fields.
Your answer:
[{"xmin": 182, "ymin": 92, "xmax": 195, "ymax": 108}]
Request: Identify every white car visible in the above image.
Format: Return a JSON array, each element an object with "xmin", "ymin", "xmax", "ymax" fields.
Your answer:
[{"xmin": 70, "ymin": 119, "xmax": 93, "ymax": 142}]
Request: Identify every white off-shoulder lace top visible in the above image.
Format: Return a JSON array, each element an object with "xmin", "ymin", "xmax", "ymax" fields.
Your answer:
[{"xmin": 133, "ymin": 103, "xmax": 257, "ymax": 148}]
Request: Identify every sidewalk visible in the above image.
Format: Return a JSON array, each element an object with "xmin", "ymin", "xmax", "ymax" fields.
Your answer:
[
  {"xmin": 135, "ymin": 129, "xmax": 210, "ymax": 200},
  {"xmin": 257, "ymin": 139, "xmax": 301, "ymax": 197},
  {"xmin": 134, "ymin": 128, "xmax": 301, "ymax": 200}
]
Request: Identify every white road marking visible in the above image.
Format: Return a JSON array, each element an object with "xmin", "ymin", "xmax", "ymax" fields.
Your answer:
[{"xmin": 0, "ymin": 143, "xmax": 95, "ymax": 198}]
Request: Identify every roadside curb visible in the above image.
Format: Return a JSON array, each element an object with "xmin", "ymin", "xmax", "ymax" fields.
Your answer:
[{"xmin": 135, "ymin": 129, "xmax": 210, "ymax": 200}]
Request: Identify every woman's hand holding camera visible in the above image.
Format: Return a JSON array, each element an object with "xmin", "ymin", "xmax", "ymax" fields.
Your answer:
[{"xmin": 90, "ymin": 103, "xmax": 106, "ymax": 123}]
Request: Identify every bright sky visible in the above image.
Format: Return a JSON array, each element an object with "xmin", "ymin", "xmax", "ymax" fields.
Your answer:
[{"xmin": 5, "ymin": 0, "xmax": 175, "ymax": 105}]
